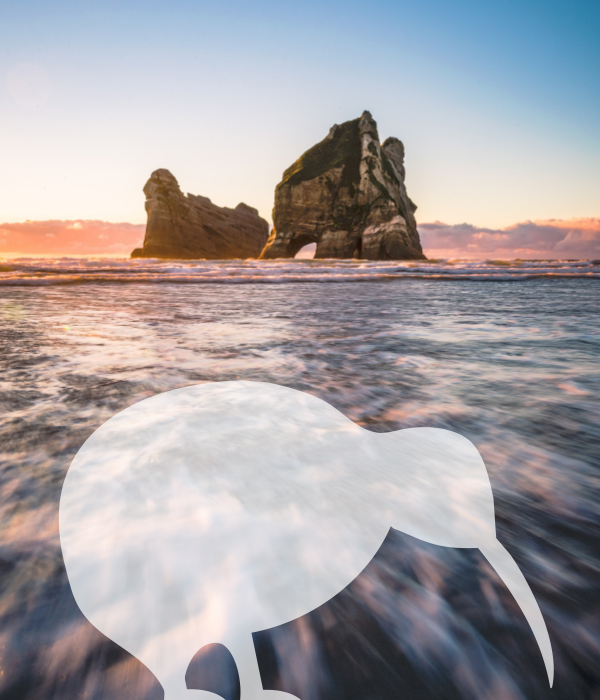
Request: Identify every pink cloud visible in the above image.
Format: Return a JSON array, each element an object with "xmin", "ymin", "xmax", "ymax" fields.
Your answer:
[
  {"xmin": 0, "ymin": 220, "xmax": 145, "ymax": 256},
  {"xmin": 1, "ymin": 217, "xmax": 599, "ymax": 260},
  {"xmin": 418, "ymin": 218, "xmax": 600, "ymax": 260}
]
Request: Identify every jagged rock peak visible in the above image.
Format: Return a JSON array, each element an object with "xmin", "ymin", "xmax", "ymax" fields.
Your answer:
[
  {"xmin": 259, "ymin": 112, "xmax": 425, "ymax": 260},
  {"xmin": 131, "ymin": 169, "xmax": 269, "ymax": 260}
]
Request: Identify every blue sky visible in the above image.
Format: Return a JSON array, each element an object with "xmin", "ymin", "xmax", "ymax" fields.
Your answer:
[{"xmin": 1, "ymin": 0, "xmax": 599, "ymax": 227}]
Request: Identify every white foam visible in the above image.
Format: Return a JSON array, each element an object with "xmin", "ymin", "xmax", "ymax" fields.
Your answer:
[{"xmin": 0, "ymin": 257, "xmax": 598, "ymax": 285}]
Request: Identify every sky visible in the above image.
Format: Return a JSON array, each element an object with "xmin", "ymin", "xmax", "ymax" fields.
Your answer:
[
  {"xmin": 2, "ymin": 218, "xmax": 600, "ymax": 260},
  {"xmin": 1, "ymin": 0, "xmax": 599, "ymax": 255}
]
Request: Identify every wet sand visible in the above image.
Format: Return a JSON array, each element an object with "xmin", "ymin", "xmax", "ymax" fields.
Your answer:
[{"xmin": 0, "ymin": 274, "xmax": 599, "ymax": 699}]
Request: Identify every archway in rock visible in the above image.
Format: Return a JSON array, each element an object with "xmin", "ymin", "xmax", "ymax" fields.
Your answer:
[
  {"xmin": 284, "ymin": 234, "xmax": 319, "ymax": 258},
  {"xmin": 295, "ymin": 243, "xmax": 317, "ymax": 259}
]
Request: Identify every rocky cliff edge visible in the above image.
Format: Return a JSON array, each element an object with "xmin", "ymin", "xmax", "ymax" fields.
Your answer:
[
  {"xmin": 259, "ymin": 111, "xmax": 425, "ymax": 260},
  {"xmin": 131, "ymin": 169, "xmax": 269, "ymax": 260}
]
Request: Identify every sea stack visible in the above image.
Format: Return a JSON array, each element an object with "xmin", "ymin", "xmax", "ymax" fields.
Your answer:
[
  {"xmin": 259, "ymin": 111, "xmax": 425, "ymax": 260},
  {"xmin": 131, "ymin": 169, "xmax": 269, "ymax": 260}
]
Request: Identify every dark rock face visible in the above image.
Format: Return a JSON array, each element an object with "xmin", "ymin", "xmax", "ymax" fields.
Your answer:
[
  {"xmin": 131, "ymin": 170, "xmax": 269, "ymax": 260},
  {"xmin": 259, "ymin": 112, "xmax": 426, "ymax": 260}
]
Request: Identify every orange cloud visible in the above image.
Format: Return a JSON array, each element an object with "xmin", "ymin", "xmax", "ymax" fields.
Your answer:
[
  {"xmin": 2, "ymin": 217, "xmax": 599, "ymax": 260},
  {"xmin": 418, "ymin": 218, "xmax": 600, "ymax": 260},
  {"xmin": 0, "ymin": 220, "xmax": 145, "ymax": 257}
]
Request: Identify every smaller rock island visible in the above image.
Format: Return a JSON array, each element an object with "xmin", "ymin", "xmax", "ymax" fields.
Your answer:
[
  {"xmin": 260, "ymin": 111, "xmax": 426, "ymax": 260},
  {"xmin": 131, "ymin": 169, "xmax": 269, "ymax": 260}
]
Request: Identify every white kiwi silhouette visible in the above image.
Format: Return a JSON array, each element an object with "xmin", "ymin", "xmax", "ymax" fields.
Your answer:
[{"xmin": 59, "ymin": 381, "xmax": 553, "ymax": 699}]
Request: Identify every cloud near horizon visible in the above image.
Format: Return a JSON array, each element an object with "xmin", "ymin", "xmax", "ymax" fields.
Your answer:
[
  {"xmin": 418, "ymin": 218, "xmax": 600, "ymax": 260},
  {"xmin": 0, "ymin": 220, "xmax": 145, "ymax": 257},
  {"xmin": 1, "ymin": 218, "xmax": 599, "ymax": 260}
]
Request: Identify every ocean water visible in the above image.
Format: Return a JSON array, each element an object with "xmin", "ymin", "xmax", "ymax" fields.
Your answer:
[
  {"xmin": 0, "ymin": 258, "xmax": 599, "ymax": 700},
  {"xmin": 0, "ymin": 257, "xmax": 599, "ymax": 285}
]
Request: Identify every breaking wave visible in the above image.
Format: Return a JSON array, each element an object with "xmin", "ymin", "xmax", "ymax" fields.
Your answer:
[{"xmin": 0, "ymin": 257, "xmax": 599, "ymax": 285}]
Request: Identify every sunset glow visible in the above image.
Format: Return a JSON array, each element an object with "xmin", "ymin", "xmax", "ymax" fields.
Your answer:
[
  {"xmin": 2, "ymin": 217, "xmax": 599, "ymax": 260},
  {"xmin": 2, "ymin": 3, "xmax": 599, "ymax": 699},
  {"xmin": 0, "ymin": 220, "xmax": 144, "ymax": 257},
  {"xmin": 2, "ymin": 0, "xmax": 598, "ymax": 233}
]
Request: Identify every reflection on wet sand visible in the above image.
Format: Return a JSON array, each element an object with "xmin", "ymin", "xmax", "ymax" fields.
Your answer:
[
  {"xmin": 60, "ymin": 382, "xmax": 552, "ymax": 698},
  {"xmin": 0, "ymin": 278, "xmax": 599, "ymax": 699}
]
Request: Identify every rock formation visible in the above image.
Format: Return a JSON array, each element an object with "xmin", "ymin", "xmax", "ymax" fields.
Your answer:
[
  {"xmin": 259, "ymin": 111, "xmax": 425, "ymax": 260},
  {"xmin": 131, "ymin": 169, "xmax": 269, "ymax": 260}
]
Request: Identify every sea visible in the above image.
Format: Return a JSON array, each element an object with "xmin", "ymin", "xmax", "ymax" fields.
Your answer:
[{"xmin": 0, "ymin": 257, "xmax": 599, "ymax": 700}]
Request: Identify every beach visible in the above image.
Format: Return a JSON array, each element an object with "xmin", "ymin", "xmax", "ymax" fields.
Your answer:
[{"xmin": 0, "ymin": 259, "xmax": 599, "ymax": 699}]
